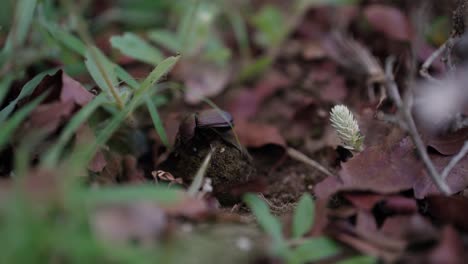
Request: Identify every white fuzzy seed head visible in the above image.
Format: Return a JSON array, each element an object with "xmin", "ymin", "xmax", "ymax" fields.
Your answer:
[{"xmin": 330, "ymin": 105, "xmax": 364, "ymax": 151}]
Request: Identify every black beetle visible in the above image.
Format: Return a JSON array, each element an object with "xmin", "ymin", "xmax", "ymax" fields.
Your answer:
[{"xmin": 177, "ymin": 109, "xmax": 235, "ymax": 146}]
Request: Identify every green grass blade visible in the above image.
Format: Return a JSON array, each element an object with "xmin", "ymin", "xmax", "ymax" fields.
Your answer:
[
  {"xmin": 148, "ymin": 30, "xmax": 181, "ymax": 53},
  {"xmin": 84, "ymin": 184, "xmax": 182, "ymax": 205},
  {"xmin": 288, "ymin": 237, "xmax": 340, "ymax": 264},
  {"xmin": 0, "ymin": 93, "xmax": 47, "ymax": 151},
  {"xmin": 0, "ymin": 75, "xmax": 14, "ymax": 107},
  {"xmin": 244, "ymin": 194, "xmax": 285, "ymax": 249},
  {"xmin": 42, "ymin": 94, "xmax": 107, "ymax": 167},
  {"xmin": 137, "ymin": 55, "xmax": 179, "ymax": 96},
  {"xmin": 0, "ymin": 69, "xmax": 58, "ymax": 123},
  {"xmin": 84, "ymin": 46, "xmax": 118, "ymax": 95},
  {"xmin": 187, "ymin": 150, "xmax": 213, "ymax": 196},
  {"xmin": 292, "ymin": 193, "xmax": 315, "ymax": 239},
  {"xmin": 115, "ymin": 66, "xmax": 139, "ymax": 89},
  {"xmin": 43, "ymin": 23, "xmax": 86, "ymax": 56},
  {"xmin": 110, "ymin": 33, "xmax": 163, "ymax": 65},
  {"xmin": 145, "ymin": 97, "xmax": 169, "ymax": 148},
  {"xmin": 3, "ymin": 0, "xmax": 38, "ymax": 53}
]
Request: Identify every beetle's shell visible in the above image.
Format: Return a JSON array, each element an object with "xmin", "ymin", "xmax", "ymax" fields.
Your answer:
[{"xmin": 196, "ymin": 109, "xmax": 234, "ymax": 129}]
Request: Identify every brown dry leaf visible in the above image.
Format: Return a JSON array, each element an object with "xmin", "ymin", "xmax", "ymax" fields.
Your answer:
[
  {"xmin": 20, "ymin": 70, "xmax": 94, "ymax": 135},
  {"xmin": 428, "ymin": 226, "xmax": 466, "ymax": 264},
  {"xmin": 234, "ymin": 120, "xmax": 286, "ymax": 148},
  {"xmin": 319, "ymin": 76, "xmax": 348, "ymax": 103},
  {"xmin": 363, "ymin": 4, "xmax": 412, "ymax": 41},
  {"xmin": 177, "ymin": 61, "xmax": 231, "ymax": 105},
  {"xmin": 423, "ymin": 195, "xmax": 468, "ymax": 232},
  {"xmin": 227, "ymin": 70, "xmax": 290, "ymax": 120},
  {"xmin": 75, "ymin": 125, "xmax": 107, "ymax": 173},
  {"xmin": 315, "ymin": 137, "xmax": 468, "ymax": 199}
]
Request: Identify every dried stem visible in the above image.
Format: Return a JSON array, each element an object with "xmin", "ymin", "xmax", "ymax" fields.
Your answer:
[
  {"xmin": 441, "ymin": 141, "xmax": 468, "ymax": 180},
  {"xmin": 385, "ymin": 57, "xmax": 451, "ymax": 195},
  {"xmin": 420, "ymin": 41, "xmax": 447, "ymax": 82},
  {"xmin": 287, "ymin": 147, "xmax": 334, "ymax": 178}
]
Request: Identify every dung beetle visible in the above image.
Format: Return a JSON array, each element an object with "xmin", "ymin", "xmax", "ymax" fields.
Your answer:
[{"xmin": 177, "ymin": 109, "xmax": 235, "ymax": 145}]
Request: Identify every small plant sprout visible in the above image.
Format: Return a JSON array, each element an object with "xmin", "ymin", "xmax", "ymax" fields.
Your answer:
[{"xmin": 330, "ymin": 105, "xmax": 364, "ymax": 152}]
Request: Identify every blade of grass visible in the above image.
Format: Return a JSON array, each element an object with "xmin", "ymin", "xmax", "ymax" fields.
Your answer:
[
  {"xmin": 187, "ymin": 150, "xmax": 213, "ymax": 196},
  {"xmin": 0, "ymin": 68, "xmax": 58, "ymax": 123},
  {"xmin": 0, "ymin": 75, "xmax": 14, "ymax": 106},
  {"xmin": 2, "ymin": 0, "xmax": 38, "ymax": 53},
  {"xmin": 84, "ymin": 184, "xmax": 182, "ymax": 205},
  {"xmin": 110, "ymin": 33, "xmax": 163, "ymax": 65},
  {"xmin": 0, "ymin": 93, "xmax": 47, "ymax": 151},
  {"xmin": 292, "ymin": 193, "xmax": 315, "ymax": 239},
  {"xmin": 145, "ymin": 97, "xmax": 170, "ymax": 148},
  {"xmin": 244, "ymin": 194, "xmax": 288, "ymax": 256}
]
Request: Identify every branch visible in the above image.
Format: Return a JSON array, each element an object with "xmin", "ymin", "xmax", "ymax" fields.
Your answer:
[
  {"xmin": 441, "ymin": 141, "xmax": 468, "ymax": 180},
  {"xmin": 385, "ymin": 57, "xmax": 451, "ymax": 195}
]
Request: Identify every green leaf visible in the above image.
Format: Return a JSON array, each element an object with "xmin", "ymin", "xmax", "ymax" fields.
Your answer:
[
  {"xmin": 44, "ymin": 23, "xmax": 86, "ymax": 56},
  {"xmin": 336, "ymin": 255, "xmax": 377, "ymax": 264},
  {"xmin": 251, "ymin": 5, "xmax": 286, "ymax": 47},
  {"xmin": 292, "ymin": 193, "xmax": 315, "ymax": 239},
  {"xmin": 110, "ymin": 33, "xmax": 163, "ymax": 65},
  {"xmin": 145, "ymin": 97, "xmax": 169, "ymax": 147},
  {"xmin": 84, "ymin": 46, "xmax": 118, "ymax": 95},
  {"xmin": 288, "ymin": 237, "xmax": 340, "ymax": 264},
  {"xmin": 243, "ymin": 194, "xmax": 284, "ymax": 246},
  {"xmin": 3, "ymin": 0, "xmax": 38, "ymax": 53},
  {"xmin": 115, "ymin": 66, "xmax": 139, "ymax": 89},
  {"xmin": 0, "ymin": 69, "xmax": 59, "ymax": 123},
  {"xmin": 0, "ymin": 93, "xmax": 47, "ymax": 151},
  {"xmin": 148, "ymin": 29, "xmax": 181, "ymax": 53},
  {"xmin": 0, "ymin": 75, "xmax": 15, "ymax": 107},
  {"xmin": 84, "ymin": 184, "xmax": 182, "ymax": 205},
  {"xmin": 187, "ymin": 151, "xmax": 213, "ymax": 196},
  {"xmin": 137, "ymin": 55, "xmax": 179, "ymax": 96}
]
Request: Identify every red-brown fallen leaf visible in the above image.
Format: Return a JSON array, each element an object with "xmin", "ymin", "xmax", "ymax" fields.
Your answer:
[
  {"xmin": 227, "ymin": 89, "xmax": 260, "ymax": 120},
  {"xmin": 428, "ymin": 226, "xmax": 466, "ymax": 264},
  {"xmin": 60, "ymin": 73, "xmax": 94, "ymax": 106},
  {"xmin": 75, "ymin": 125, "xmax": 107, "ymax": 173},
  {"xmin": 342, "ymin": 192, "xmax": 385, "ymax": 211},
  {"xmin": 227, "ymin": 70, "xmax": 290, "ymax": 120},
  {"xmin": 319, "ymin": 76, "xmax": 348, "ymax": 103},
  {"xmin": 27, "ymin": 101, "xmax": 75, "ymax": 134},
  {"xmin": 379, "ymin": 195, "xmax": 418, "ymax": 214},
  {"xmin": 423, "ymin": 195, "xmax": 468, "ymax": 232},
  {"xmin": 177, "ymin": 61, "xmax": 231, "ymax": 105},
  {"xmin": 363, "ymin": 5, "xmax": 412, "ymax": 41},
  {"xmin": 380, "ymin": 215, "xmax": 438, "ymax": 244},
  {"xmin": 315, "ymin": 137, "xmax": 468, "ymax": 199},
  {"xmin": 234, "ymin": 120, "xmax": 286, "ymax": 148}
]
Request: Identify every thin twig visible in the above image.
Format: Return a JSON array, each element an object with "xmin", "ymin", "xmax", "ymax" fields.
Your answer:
[
  {"xmin": 287, "ymin": 147, "xmax": 335, "ymax": 178},
  {"xmin": 441, "ymin": 141, "xmax": 468, "ymax": 180},
  {"xmin": 385, "ymin": 57, "xmax": 451, "ymax": 195},
  {"xmin": 420, "ymin": 41, "xmax": 447, "ymax": 82}
]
